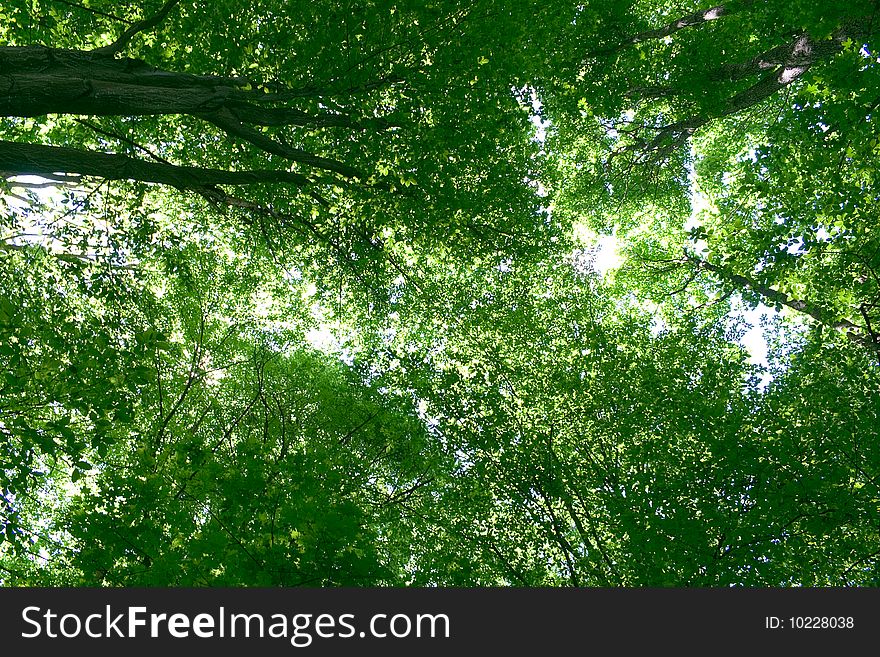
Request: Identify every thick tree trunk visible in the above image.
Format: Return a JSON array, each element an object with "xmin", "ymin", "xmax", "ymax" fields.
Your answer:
[
  {"xmin": 0, "ymin": 47, "xmax": 363, "ymax": 127},
  {"xmin": 0, "ymin": 46, "xmax": 369, "ymax": 180}
]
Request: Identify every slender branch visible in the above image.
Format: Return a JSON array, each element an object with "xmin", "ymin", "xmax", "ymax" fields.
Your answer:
[
  {"xmin": 2, "ymin": 171, "xmax": 81, "ymax": 184},
  {"xmin": 201, "ymin": 186, "xmax": 329, "ymax": 244},
  {"xmin": 197, "ymin": 501, "xmax": 265, "ymax": 571},
  {"xmin": 338, "ymin": 411, "xmax": 381, "ymax": 445},
  {"xmin": 0, "ymin": 241, "xmax": 142, "ymax": 270},
  {"xmin": 74, "ymin": 118, "xmax": 174, "ymax": 166},
  {"xmin": 381, "ymin": 476, "xmax": 435, "ymax": 508},
  {"xmin": 545, "ymin": 433, "xmax": 621, "ymax": 584},
  {"xmin": 205, "ymin": 109, "xmax": 364, "ymax": 179},
  {"xmin": 93, "ymin": 0, "xmax": 182, "ymax": 56},
  {"xmin": 485, "ymin": 538, "xmax": 530, "ymax": 585},
  {"xmin": 2, "ymin": 179, "xmax": 80, "ymax": 189},
  {"xmin": 841, "ymin": 548, "xmax": 880, "ymax": 582},
  {"xmin": 51, "ymin": 0, "xmax": 134, "ymax": 24},
  {"xmin": 860, "ymin": 304, "xmax": 878, "ymax": 342},
  {"xmin": 692, "ymin": 256, "xmax": 880, "ymax": 354},
  {"xmin": 532, "ymin": 482, "xmax": 585, "ymax": 586},
  {"xmin": 154, "ymin": 313, "xmax": 205, "ymax": 448},
  {"xmin": 666, "ymin": 269, "xmax": 700, "ymax": 297}
]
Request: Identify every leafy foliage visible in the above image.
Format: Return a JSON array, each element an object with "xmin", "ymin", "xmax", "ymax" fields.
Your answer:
[{"xmin": 1, "ymin": 0, "xmax": 878, "ymax": 586}]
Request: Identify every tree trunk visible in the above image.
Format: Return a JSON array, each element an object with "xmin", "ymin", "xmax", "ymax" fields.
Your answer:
[{"xmin": 0, "ymin": 45, "xmax": 369, "ymax": 182}]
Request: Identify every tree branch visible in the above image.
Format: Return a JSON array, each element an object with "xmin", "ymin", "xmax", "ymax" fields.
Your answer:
[
  {"xmin": 587, "ymin": 1, "xmax": 755, "ymax": 57},
  {"xmin": 0, "ymin": 140, "xmax": 311, "ymax": 189},
  {"xmin": 92, "ymin": 0, "xmax": 182, "ymax": 56},
  {"xmin": 205, "ymin": 109, "xmax": 364, "ymax": 179},
  {"xmin": 0, "ymin": 241, "xmax": 142, "ymax": 270},
  {"xmin": 631, "ymin": 4, "xmax": 734, "ymax": 44},
  {"xmin": 51, "ymin": 0, "xmax": 134, "ymax": 25},
  {"xmin": 692, "ymin": 256, "xmax": 880, "ymax": 354},
  {"xmin": 611, "ymin": 15, "xmax": 875, "ymax": 164}
]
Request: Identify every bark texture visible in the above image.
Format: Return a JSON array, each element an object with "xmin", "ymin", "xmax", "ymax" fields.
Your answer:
[
  {"xmin": 0, "ymin": 45, "xmax": 371, "ymax": 181},
  {"xmin": 0, "ymin": 139, "xmax": 310, "ymax": 188}
]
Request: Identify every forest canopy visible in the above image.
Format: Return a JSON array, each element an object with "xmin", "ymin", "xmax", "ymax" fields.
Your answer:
[{"xmin": 1, "ymin": 0, "xmax": 879, "ymax": 586}]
